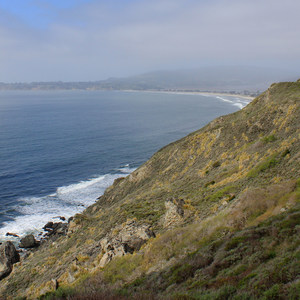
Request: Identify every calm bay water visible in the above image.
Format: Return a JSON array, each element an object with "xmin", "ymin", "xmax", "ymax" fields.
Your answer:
[{"xmin": 0, "ymin": 90, "xmax": 249, "ymax": 241}]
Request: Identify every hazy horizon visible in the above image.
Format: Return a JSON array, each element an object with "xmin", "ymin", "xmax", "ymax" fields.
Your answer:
[{"xmin": 0, "ymin": 0, "xmax": 299, "ymax": 82}]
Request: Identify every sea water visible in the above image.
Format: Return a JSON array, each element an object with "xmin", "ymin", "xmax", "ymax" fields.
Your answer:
[{"xmin": 0, "ymin": 90, "xmax": 250, "ymax": 241}]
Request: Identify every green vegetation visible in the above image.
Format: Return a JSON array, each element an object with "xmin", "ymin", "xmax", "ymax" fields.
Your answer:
[
  {"xmin": 39, "ymin": 204, "xmax": 300, "ymax": 299},
  {"xmin": 261, "ymin": 135, "xmax": 277, "ymax": 143},
  {"xmin": 208, "ymin": 186, "xmax": 235, "ymax": 202},
  {"xmin": 247, "ymin": 154, "xmax": 280, "ymax": 178},
  {"xmin": 103, "ymin": 254, "xmax": 143, "ymax": 284}
]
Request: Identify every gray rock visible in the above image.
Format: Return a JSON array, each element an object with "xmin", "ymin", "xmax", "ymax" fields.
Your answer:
[
  {"xmin": 19, "ymin": 234, "xmax": 39, "ymax": 249},
  {"xmin": 45, "ymin": 223, "xmax": 68, "ymax": 237},
  {"xmin": 99, "ymin": 220, "xmax": 155, "ymax": 267},
  {"xmin": 163, "ymin": 198, "xmax": 185, "ymax": 228},
  {"xmin": 0, "ymin": 241, "xmax": 20, "ymax": 280}
]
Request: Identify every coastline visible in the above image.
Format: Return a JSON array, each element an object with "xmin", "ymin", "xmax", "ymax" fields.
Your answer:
[
  {"xmin": 121, "ymin": 89, "xmax": 255, "ymax": 101},
  {"xmin": 0, "ymin": 88, "xmax": 255, "ymax": 101},
  {"xmin": 0, "ymin": 91, "xmax": 250, "ymax": 245}
]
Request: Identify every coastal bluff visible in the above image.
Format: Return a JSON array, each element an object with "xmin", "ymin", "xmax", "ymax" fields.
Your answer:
[{"xmin": 0, "ymin": 80, "xmax": 299, "ymax": 299}]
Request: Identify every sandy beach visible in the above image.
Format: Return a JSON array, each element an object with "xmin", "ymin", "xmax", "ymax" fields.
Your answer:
[{"xmin": 123, "ymin": 89, "xmax": 255, "ymax": 101}]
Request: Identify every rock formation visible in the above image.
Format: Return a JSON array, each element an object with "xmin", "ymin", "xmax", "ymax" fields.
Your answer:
[
  {"xmin": 99, "ymin": 220, "xmax": 155, "ymax": 267},
  {"xmin": 163, "ymin": 198, "xmax": 185, "ymax": 228},
  {"xmin": 0, "ymin": 242, "xmax": 20, "ymax": 280}
]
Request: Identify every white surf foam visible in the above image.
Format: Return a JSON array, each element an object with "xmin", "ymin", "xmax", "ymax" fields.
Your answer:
[
  {"xmin": 118, "ymin": 165, "xmax": 137, "ymax": 174},
  {"xmin": 215, "ymin": 96, "xmax": 250, "ymax": 109},
  {"xmin": 0, "ymin": 165, "xmax": 135, "ymax": 241}
]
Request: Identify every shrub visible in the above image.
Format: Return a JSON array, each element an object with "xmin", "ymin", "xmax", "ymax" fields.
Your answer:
[
  {"xmin": 247, "ymin": 154, "xmax": 279, "ymax": 178},
  {"xmin": 279, "ymin": 212, "xmax": 300, "ymax": 229},
  {"xmin": 225, "ymin": 236, "xmax": 247, "ymax": 251},
  {"xmin": 262, "ymin": 135, "xmax": 277, "ymax": 143},
  {"xmin": 169, "ymin": 264, "xmax": 195, "ymax": 284},
  {"xmin": 209, "ymin": 186, "xmax": 235, "ymax": 202},
  {"xmin": 103, "ymin": 254, "xmax": 143, "ymax": 284},
  {"xmin": 288, "ymin": 281, "xmax": 300, "ymax": 300},
  {"xmin": 39, "ymin": 286, "xmax": 75, "ymax": 300},
  {"xmin": 232, "ymin": 292, "xmax": 254, "ymax": 299},
  {"xmin": 203, "ymin": 285, "xmax": 236, "ymax": 300},
  {"xmin": 262, "ymin": 284, "xmax": 280, "ymax": 300},
  {"xmin": 281, "ymin": 148, "xmax": 290, "ymax": 157},
  {"xmin": 212, "ymin": 161, "xmax": 221, "ymax": 168},
  {"xmin": 204, "ymin": 181, "xmax": 215, "ymax": 188}
]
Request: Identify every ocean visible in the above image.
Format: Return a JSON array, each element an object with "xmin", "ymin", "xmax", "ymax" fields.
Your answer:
[{"xmin": 0, "ymin": 90, "xmax": 250, "ymax": 242}]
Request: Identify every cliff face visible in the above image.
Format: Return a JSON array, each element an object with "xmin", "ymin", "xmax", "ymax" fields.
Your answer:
[{"xmin": 0, "ymin": 81, "xmax": 299, "ymax": 299}]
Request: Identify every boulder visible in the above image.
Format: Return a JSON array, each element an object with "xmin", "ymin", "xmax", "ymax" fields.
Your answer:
[
  {"xmin": 0, "ymin": 241, "xmax": 20, "ymax": 280},
  {"xmin": 43, "ymin": 222, "xmax": 54, "ymax": 231},
  {"xmin": 19, "ymin": 234, "xmax": 39, "ymax": 249}
]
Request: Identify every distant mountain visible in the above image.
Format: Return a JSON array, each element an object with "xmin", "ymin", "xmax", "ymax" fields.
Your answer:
[
  {"xmin": 0, "ymin": 66, "xmax": 298, "ymax": 93},
  {"xmin": 101, "ymin": 66, "xmax": 299, "ymax": 92}
]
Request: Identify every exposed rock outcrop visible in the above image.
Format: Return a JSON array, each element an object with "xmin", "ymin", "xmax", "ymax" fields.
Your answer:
[
  {"xmin": 43, "ymin": 222, "xmax": 68, "ymax": 239},
  {"xmin": 43, "ymin": 222, "xmax": 54, "ymax": 231},
  {"xmin": 99, "ymin": 220, "xmax": 155, "ymax": 267},
  {"xmin": 0, "ymin": 241, "xmax": 20, "ymax": 280},
  {"xmin": 163, "ymin": 198, "xmax": 185, "ymax": 228}
]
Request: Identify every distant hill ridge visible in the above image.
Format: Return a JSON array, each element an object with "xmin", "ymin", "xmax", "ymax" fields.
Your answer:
[
  {"xmin": 0, "ymin": 80, "xmax": 299, "ymax": 299},
  {"xmin": 0, "ymin": 67, "xmax": 298, "ymax": 94}
]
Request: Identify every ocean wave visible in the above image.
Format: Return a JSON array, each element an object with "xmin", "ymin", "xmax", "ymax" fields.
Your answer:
[
  {"xmin": 215, "ymin": 96, "xmax": 250, "ymax": 109},
  {"xmin": 0, "ymin": 165, "xmax": 134, "ymax": 241},
  {"xmin": 118, "ymin": 165, "xmax": 137, "ymax": 174}
]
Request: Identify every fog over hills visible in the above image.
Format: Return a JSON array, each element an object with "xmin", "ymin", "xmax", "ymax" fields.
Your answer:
[
  {"xmin": 0, "ymin": 66, "xmax": 298, "ymax": 94},
  {"xmin": 102, "ymin": 66, "xmax": 299, "ymax": 92}
]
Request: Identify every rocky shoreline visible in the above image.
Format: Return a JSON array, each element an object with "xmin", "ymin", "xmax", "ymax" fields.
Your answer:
[
  {"xmin": 0, "ymin": 217, "xmax": 71, "ymax": 280},
  {"xmin": 0, "ymin": 196, "xmax": 186, "ymax": 281}
]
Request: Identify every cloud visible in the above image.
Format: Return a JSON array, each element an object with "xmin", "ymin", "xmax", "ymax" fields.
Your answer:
[{"xmin": 0, "ymin": 0, "xmax": 299, "ymax": 81}]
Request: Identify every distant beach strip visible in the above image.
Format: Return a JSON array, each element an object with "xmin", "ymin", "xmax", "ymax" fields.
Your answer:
[{"xmin": 123, "ymin": 90, "xmax": 253, "ymax": 109}]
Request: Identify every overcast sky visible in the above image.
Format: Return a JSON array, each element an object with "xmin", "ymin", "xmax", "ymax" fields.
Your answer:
[{"xmin": 0, "ymin": 0, "xmax": 299, "ymax": 82}]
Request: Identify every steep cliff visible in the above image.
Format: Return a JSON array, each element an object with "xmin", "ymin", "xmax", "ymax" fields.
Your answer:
[{"xmin": 0, "ymin": 81, "xmax": 299, "ymax": 299}]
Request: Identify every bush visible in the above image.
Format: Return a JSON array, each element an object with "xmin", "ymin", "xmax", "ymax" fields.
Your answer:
[
  {"xmin": 225, "ymin": 236, "xmax": 247, "ymax": 251},
  {"xmin": 288, "ymin": 281, "xmax": 300, "ymax": 300},
  {"xmin": 103, "ymin": 254, "xmax": 143, "ymax": 284},
  {"xmin": 209, "ymin": 186, "xmax": 235, "ymax": 202},
  {"xmin": 262, "ymin": 135, "xmax": 277, "ymax": 143},
  {"xmin": 212, "ymin": 161, "xmax": 221, "ymax": 168},
  {"xmin": 169, "ymin": 264, "xmax": 195, "ymax": 284},
  {"xmin": 247, "ymin": 154, "xmax": 279, "ymax": 178},
  {"xmin": 262, "ymin": 284, "xmax": 280, "ymax": 300},
  {"xmin": 204, "ymin": 181, "xmax": 215, "ymax": 188}
]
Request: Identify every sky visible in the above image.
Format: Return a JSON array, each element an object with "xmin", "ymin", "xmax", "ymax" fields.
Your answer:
[{"xmin": 0, "ymin": 0, "xmax": 299, "ymax": 82}]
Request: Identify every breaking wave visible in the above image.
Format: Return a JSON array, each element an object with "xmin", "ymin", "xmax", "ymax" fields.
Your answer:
[
  {"xmin": 215, "ymin": 96, "xmax": 251, "ymax": 109},
  {"xmin": 0, "ymin": 165, "xmax": 135, "ymax": 241}
]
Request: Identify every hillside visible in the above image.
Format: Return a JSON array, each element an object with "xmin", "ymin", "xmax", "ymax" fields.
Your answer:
[
  {"xmin": 0, "ymin": 80, "xmax": 299, "ymax": 299},
  {"xmin": 99, "ymin": 67, "xmax": 296, "ymax": 92}
]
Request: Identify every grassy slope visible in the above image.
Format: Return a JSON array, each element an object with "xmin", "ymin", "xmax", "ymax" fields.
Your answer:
[{"xmin": 0, "ymin": 81, "xmax": 299, "ymax": 299}]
